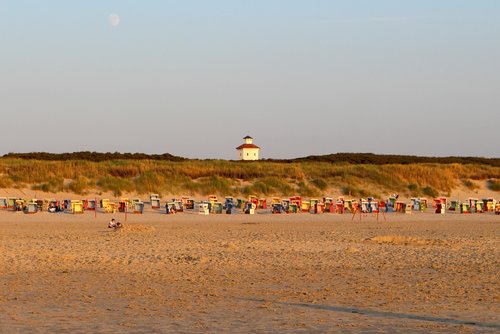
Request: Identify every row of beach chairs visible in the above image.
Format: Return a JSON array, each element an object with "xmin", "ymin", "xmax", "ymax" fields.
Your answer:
[{"xmin": 1, "ymin": 195, "xmax": 498, "ymax": 215}]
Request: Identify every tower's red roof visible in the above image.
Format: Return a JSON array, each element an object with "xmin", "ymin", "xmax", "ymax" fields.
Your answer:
[{"xmin": 236, "ymin": 143, "xmax": 260, "ymax": 150}]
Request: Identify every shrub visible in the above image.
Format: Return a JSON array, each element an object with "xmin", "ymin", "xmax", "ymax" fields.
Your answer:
[
  {"xmin": 461, "ymin": 179, "xmax": 478, "ymax": 190},
  {"xmin": 134, "ymin": 172, "xmax": 163, "ymax": 194},
  {"xmin": 31, "ymin": 177, "xmax": 64, "ymax": 193},
  {"xmin": 422, "ymin": 186, "xmax": 439, "ymax": 198},
  {"xmin": 341, "ymin": 186, "xmax": 370, "ymax": 198},
  {"xmin": 311, "ymin": 178, "xmax": 328, "ymax": 191},
  {"xmin": 32, "ymin": 183, "xmax": 50, "ymax": 193},
  {"xmin": 297, "ymin": 182, "xmax": 317, "ymax": 197},
  {"xmin": 68, "ymin": 177, "xmax": 89, "ymax": 195},
  {"xmin": 407, "ymin": 183, "xmax": 419, "ymax": 194},
  {"xmin": 108, "ymin": 166, "xmax": 139, "ymax": 178},
  {"xmin": 184, "ymin": 176, "xmax": 233, "ymax": 196},
  {"xmin": 487, "ymin": 179, "xmax": 500, "ymax": 191},
  {"xmin": 0, "ymin": 177, "xmax": 13, "ymax": 188},
  {"xmin": 259, "ymin": 177, "xmax": 294, "ymax": 195},
  {"xmin": 97, "ymin": 177, "xmax": 134, "ymax": 196}
]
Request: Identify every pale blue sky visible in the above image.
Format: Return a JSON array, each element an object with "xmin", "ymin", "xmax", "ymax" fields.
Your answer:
[{"xmin": 1, "ymin": 1, "xmax": 499, "ymax": 158}]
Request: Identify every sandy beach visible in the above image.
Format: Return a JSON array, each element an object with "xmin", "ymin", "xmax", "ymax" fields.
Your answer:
[
  {"xmin": 3, "ymin": 1, "xmax": 499, "ymax": 332},
  {"xmin": 1, "ymin": 209, "xmax": 499, "ymax": 333}
]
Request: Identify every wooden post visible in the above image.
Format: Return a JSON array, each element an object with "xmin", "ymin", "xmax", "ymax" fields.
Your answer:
[{"xmin": 351, "ymin": 207, "xmax": 362, "ymax": 222}]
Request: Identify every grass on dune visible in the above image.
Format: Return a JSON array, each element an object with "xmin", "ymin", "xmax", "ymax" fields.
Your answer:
[
  {"xmin": 487, "ymin": 179, "xmax": 500, "ymax": 192},
  {"xmin": 0, "ymin": 158, "xmax": 498, "ymax": 198}
]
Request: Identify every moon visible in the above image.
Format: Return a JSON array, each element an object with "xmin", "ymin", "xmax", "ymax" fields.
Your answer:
[{"xmin": 109, "ymin": 13, "xmax": 121, "ymax": 27}]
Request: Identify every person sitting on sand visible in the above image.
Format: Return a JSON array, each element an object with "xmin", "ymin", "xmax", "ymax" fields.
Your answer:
[
  {"xmin": 108, "ymin": 219, "xmax": 123, "ymax": 231},
  {"xmin": 108, "ymin": 218, "xmax": 117, "ymax": 229}
]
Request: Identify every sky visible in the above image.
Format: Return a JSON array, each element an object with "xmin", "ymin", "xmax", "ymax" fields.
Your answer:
[{"xmin": 0, "ymin": 0, "xmax": 499, "ymax": 159}]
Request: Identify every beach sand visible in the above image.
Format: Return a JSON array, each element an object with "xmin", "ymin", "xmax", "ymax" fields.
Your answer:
[{"xmin": 1, "ymin": 210, "xmax": 499, "ymax": 333}]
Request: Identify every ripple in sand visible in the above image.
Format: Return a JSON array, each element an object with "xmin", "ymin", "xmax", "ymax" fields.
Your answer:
[
  {"xmin": 367, "ymin": 235, "xmax": 451, "ymax": 246},
  {"xmin": 115, "ymin": 225, "xmax": 156, "ymax": 233}
]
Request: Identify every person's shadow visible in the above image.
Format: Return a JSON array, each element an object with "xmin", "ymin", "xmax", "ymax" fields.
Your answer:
[{"xmin": 238, "ymin": 297, "xmax": 499, "ymax": 330}]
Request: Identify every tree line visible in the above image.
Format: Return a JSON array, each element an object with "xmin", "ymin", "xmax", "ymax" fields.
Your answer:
[
  {"xmin": 2, "ymin": 151, "xmax": 498, "ymax": 166},
  {"xmin": 268, "ymin": 153, "xmax": 499, "ymax": 166},
  {"xmin": 2, "ymin": 152, "xmax": 186, "ymax": 162}
]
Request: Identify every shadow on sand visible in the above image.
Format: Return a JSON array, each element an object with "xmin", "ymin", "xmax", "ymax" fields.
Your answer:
[{"xmin": 240, "ymin": 298, "xmax": 499, "ymax": 330}]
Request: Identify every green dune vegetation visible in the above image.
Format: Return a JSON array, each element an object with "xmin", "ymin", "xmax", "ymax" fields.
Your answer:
[{"xmin": 0, "ymin": 152, "xmax": 498, "ymax": 198}]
